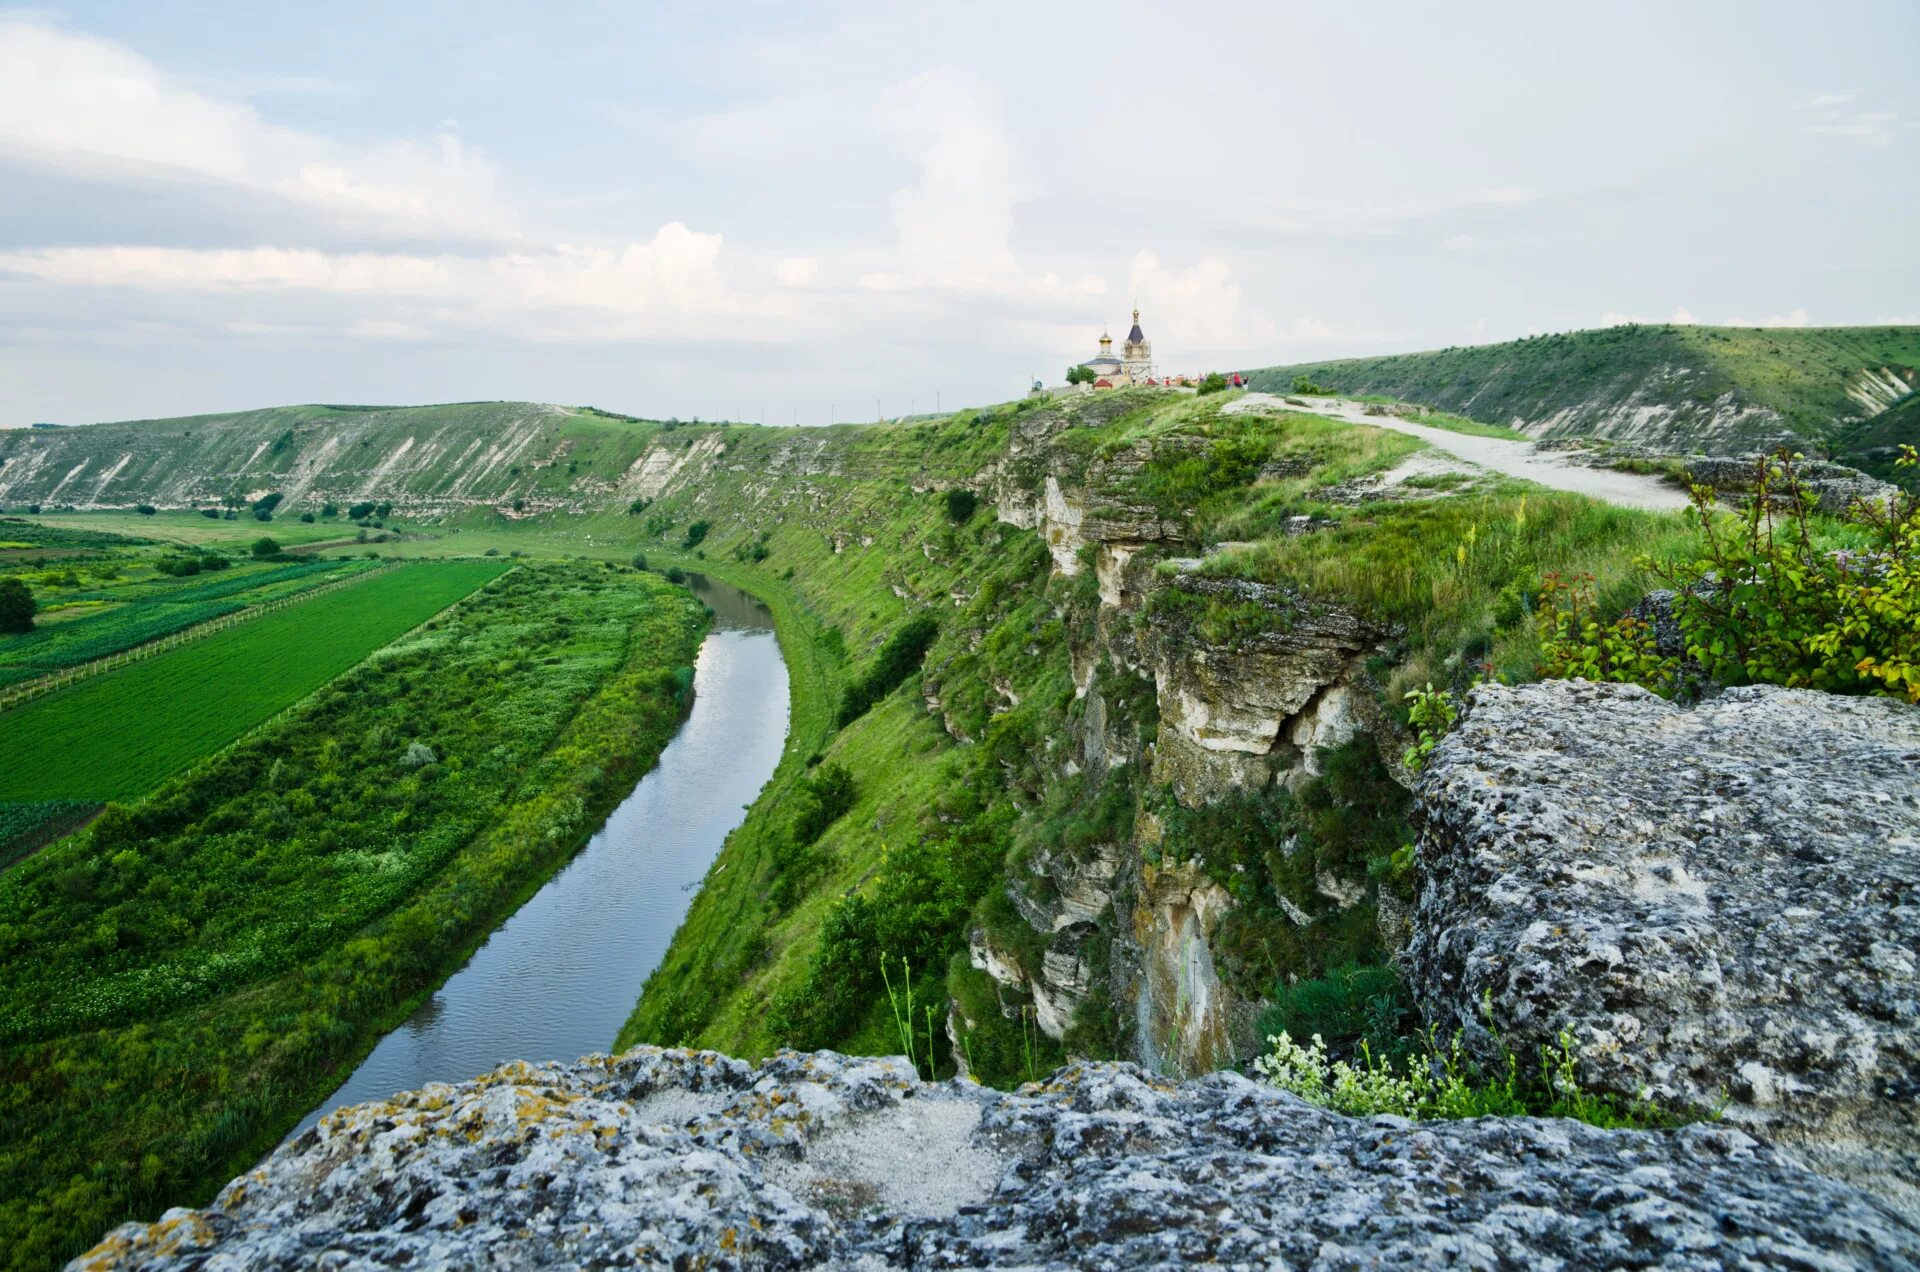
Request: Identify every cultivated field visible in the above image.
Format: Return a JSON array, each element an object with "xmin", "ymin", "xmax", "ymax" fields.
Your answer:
[{"xmin": 0, "ymin": 560, "xmax": 507, "ymax": 803}]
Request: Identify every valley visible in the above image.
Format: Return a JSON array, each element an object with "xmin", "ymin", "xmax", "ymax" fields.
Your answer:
[{"xmin": 2, "ymin": 343, "xmax": 1916, "ymax": 1268}]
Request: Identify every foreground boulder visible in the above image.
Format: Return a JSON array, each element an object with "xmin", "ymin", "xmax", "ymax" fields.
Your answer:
[
  {"xmin": 1409, "ymin": 681, "xmax": 1920, "ymax": 1211},
  {"xmin": 77, "ymin": 1048, "xmax": 1917, "ymax": 1269}
]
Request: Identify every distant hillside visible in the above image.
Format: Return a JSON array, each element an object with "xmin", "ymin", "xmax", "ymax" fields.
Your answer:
[
  {"xmin": 0, "ymin": 402, "xmax": 677, "ymax": 513},
  {"xmin": 1246, "ymin": 324, "xmax": 1920, "ymax": 457}
]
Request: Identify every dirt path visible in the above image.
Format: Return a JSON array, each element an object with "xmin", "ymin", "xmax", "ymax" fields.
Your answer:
[{"xmin": 1228, "ymin": 393, "xmax": 1691, "ymax": 512}]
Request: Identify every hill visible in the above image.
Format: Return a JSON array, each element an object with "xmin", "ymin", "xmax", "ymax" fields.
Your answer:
[
  {"xmin": 0, "ymin": 402, "xmax": 676, "ymax": 514},
  {"xmin": 1245, "ymin": 324, "xmax": 1920, "ymax": 458}
]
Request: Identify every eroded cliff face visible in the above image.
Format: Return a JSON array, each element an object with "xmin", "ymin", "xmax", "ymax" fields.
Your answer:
[{"xmin": 974, "ymin": 402, "xmax": 1401, "ymax": 1076}]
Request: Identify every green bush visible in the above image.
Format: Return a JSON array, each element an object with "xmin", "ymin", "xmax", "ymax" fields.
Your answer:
[
  {"xmin": 944, "ymin": 489, "xmax": 977, "ymax": 523},
  {"xmin": 250, "ymin": 537, "xmax": 280, "ymax": 559},
  {"xmin": 0, "ymin": 576, "xmax": 35, "ymax": 634},
  {"xmin": 682, "ymin": 519, "xmax": 711, "ymax": 549},
  {"xmin": 836, "ymin": 614, "xmax": 938, "ymax": 726},
  {"xmin": 1197, "ymin": 371, "xmax": 1230, "ymax": 395}
]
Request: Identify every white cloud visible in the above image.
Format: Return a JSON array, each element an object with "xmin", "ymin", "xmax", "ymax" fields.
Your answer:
[
  {"xmin": 0, "ymin": 16, "xmax": 508, "ymax": 240},
  {"xmin": 775, "ymin": 256, "xmax": 819, "ymax": 287},
  {"xmin": 1441, "ymin": 234, "xmax": 1479, "ymax": 253},
  {"xmin": 0, "ymin": 223, "xmax": 789, "ymax": 341},
  {"xmin": 1796, "ymin": 92, "xmax": 1906, "ymax": 149},
  {"xmin": 1669, "ymin": 306, "xmax": 1697, "ymax": 325},
  {"xmin": 1723, "ymin": 307, "xmax": 1810, "ymax": 328},
  {"xmin": 1126, "ymin": 250, "xmax": 1277, "ymax": 353},
  {"xmin": 1600, "ymin": 306, "xmax": 1699, "ymax": 327}
]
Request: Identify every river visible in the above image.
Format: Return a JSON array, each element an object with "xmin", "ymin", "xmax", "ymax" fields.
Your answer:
[{"xmin": 294, "ymin": 573, "xmax": 786, "ymax": 1133}]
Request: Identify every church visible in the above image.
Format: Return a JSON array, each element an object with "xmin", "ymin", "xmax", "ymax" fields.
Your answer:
[{"xmin": 1079, "ymin": 308, "xmax": 1154, "ymax": 386}]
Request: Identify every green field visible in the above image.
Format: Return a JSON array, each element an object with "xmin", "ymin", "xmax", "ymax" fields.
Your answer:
[
  {"xmin": 0, "ymin": 563, "xmax": 705, "ymax": 1270},
  {"xmin": 11, "ymin": 509, "xmax": 359, "ymax": 549},
  {"xmin": 0, "ymin": 560, "xmax": 506, "ymax": 802}
]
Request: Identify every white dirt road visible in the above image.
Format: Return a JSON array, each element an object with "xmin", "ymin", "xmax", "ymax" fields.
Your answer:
[{"xmin": 1227, "ymin": 393, "xmax": 1691, "ymax": 512}]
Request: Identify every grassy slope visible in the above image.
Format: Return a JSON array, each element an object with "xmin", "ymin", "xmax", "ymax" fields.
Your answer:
[
  {"xmin": 0, "ymin": 561, "xmax": 506, "ymax": 801},
  {"xmin": 1247, "ymin": 324, "xmax": 1920, "ymax": 452},
  {"xmin": 0, "ymin": 565, "xmax": 706, "ymax": 1271},
  {"xmin": 0, "ymin": 403, "xmax": 678, "ymax": 513}
]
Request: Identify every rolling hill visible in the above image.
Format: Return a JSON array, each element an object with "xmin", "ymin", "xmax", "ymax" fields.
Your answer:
[{"xmin": 1246, "ymin": 324, "xmax": 1920, "ymax": 459}]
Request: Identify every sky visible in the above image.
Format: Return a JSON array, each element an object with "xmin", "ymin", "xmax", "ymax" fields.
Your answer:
[{"xmin": 0, "ymin": 1, "xmax": 1915, "ymax": 426}]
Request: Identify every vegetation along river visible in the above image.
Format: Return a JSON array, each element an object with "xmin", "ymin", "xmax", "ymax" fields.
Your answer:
[{"xmin": 295, "ymin": 574, "xmax": 786, "ymax": 1132}]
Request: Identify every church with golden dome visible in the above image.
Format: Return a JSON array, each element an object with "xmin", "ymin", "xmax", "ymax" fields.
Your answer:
[{"xmin": 1079, "ymin": 308, "xmax": 1155, "ymax": 386}]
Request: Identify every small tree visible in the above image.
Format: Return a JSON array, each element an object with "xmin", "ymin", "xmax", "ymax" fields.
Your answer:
[
  {"xmin": 1197, "ymin": 372, "xmax": 1230, "ymax": 395},
  {"xmin": 944, "ymin": 488, "xmax": 977, "ymax": 523},
  {"xmin": 250, "ymin": 536, "xmax": 281, "ymax": 559},
  {"xmin": 134, "ymin": 504, "xmax": 157, "ymax": 516},
  {"xmin": 1065, "ymin": 364, "xmax": 1095, "ymax": 386},
  {"xmin": 0, "ymin": 576, "xmax": 36, "ymax": 633},
  {"xmin": 683, "ymin": 519, "xmax": 711, "ymax": 549}
]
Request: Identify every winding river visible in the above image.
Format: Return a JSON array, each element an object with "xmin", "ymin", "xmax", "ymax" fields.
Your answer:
[{"xmin": 295, "ymin": 574, "xmax": 786, "ymax": 1133}]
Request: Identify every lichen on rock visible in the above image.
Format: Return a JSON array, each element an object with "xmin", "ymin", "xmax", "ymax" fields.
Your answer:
[
  {"xmin": 74, "ymin": 1048, "xmax": 1920, "ymax": 1270},
  {"xmin": 1409, "ymin": 679, "xmax": 1920, "ymax": 1210}
]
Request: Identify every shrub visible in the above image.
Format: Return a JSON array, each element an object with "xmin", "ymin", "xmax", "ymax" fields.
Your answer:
[
  {"xmin": 1065, "ymin": 364, "xmax": 1095, "ymax": 386},
  {"xmin": 1536, "ymin": 572, "xmax": 1675, "ymax": 692},
  {"xmin": 347, "ymin": 501, "xmax": 376, "ymax": 520},
  {"xmin": 0, "ymin": 575, "xmax": 36, "ymax": 633},
  {"xmin": 1400, "ymin": 684, "xmax": 1455, "ymax": 771},
  {"xmin": 944, "ymin": 488, "xmax": 977, "ymax": 523},
  {"xmin": 628, "ymin": 498, "xmax": 651, "ymax": 516},
  {"xmin": 629, "ymin": 553, "xmax": 648, "ymax": 571},
  {"xmin": 321, "ymin": 502, "xmax": 340, "ymax": 518},
  {"xmin": 299, "ymin": 512, "xmax": 316, "ymax": 523},
  {"xmin": 682, "ymin": 519, "xmax": 711, "ymax": 549},
  {"xmin": 1197, "ymin": 371, "xmax": 1230, "ymax": 395},
  {"xmin": 250, "ymin": 537, "xmax": 281, "ymax": 559},
  {"xmin": 1292, "ymin": 373, "xmax": 1330, "ymax": 394},
  {"xmin": 253, "ymin": 509, "xmax": 272, "ymax": 522},
  {"xmin": 836, "ymin": 614, "xmax": 939, "ymax": 726},
  {"xmin": 252, "ymin": 492, "xmax": 283, "ymax": 515},
  {"xmin": 200, "ymin": 509, "xmax": 221, "ymax": 520},
  {"xmin": 134, "ymin": 504, "xmax": 157, "ymax": 516},
  {"xmin": 1657, "ymin": 449, "xmax": 1919, "ymax": 700}
]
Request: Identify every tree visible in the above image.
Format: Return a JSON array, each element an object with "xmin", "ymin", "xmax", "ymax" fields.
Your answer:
[
  {"xmin": 250, "ymin": 537, "xmax": 280, "ymax": 558},
  {"xmin": 200, "ymin": 508, "xmax": 222, "ymax": 520},
  {"xmin": 628, "ymin": 497, "xmax": 651, "ymax": 516},
  {"xmin": 348, "ymin": 501, "xmax": 377, "ymax": 520},
  {"xmin": 1065, "ymin": 364, "xmax": 1095, "ymax": 386},
  {"xmin": 1197, "ymin": 372, "xmax": 1230, "ymax": 395},
  {"xmin": 683, "ymin": 519, "xmax": 711, "ymax": 549},
  {"xmin": 375, "ymin": 502, "xmax": 393, "ymax": 519},
  {"xmin": 252, "ymin": 492, "xmax": 283, "ymax": 514},
  {"xmin": 944, "ymin": 489, "xmax": 977, "ymax": 523},
  {"xmin": 134, "ymin": 504, "xmax": 157, "ymax": 516},
  {"xmin": 0, "ymin": 576, "xmax": 36, "ymax": 633},
  {"xmin": 253, "ymin": 509, "xmax": 273, "ymax": 521},
  {"xmin": 321, "ymin": 502, "xmax": 340, "ymax": 518},
  {"xmin": 299, "ymin": 511, "xmax": 316, "ymax": 523}
]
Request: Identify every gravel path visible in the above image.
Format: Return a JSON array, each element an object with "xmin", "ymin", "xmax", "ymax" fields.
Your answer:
[{"xmin": 1228, "ymin": 393, "xmax": 1691, "ymax": 512}]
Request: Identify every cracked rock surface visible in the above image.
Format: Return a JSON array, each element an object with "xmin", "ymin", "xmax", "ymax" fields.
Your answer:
[
  {"xmin": 75, "ymin": 1048, "xmax": 1919, "ymax": 1269},
  {"xmin": 1409, "ymin": 680, "xmax": 1920, "ymax": 1211}
]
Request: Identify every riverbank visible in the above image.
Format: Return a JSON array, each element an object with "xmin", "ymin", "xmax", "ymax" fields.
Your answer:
[{"xmin": 0, "ymin": 565, "xmax": 707, "ymax": 1272}]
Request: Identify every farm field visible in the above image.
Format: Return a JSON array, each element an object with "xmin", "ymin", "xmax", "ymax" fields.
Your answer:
[
  {"xmin": 10, "ymin": 509, "xmax": 365, "ymax": 549},
  {"xmin": 0, "ymin": 557, "xmax": 375, "ymax": 687},
  {"xmin": 0, "ymin": 559, "xmax": 506, "ymax": 804},
  {"xmin": 0, "ymin": 562, "xmax": 707, "ymax": 1269}
]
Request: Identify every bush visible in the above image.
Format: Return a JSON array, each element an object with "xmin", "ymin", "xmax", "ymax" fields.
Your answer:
[
  {"xmin": 1544, "ymin": 448, "xmax": 1920, "ymax": 702},
  {"xmin": 628, "ymin": 498, "xmax": 651, "ymax": 516},
  {"xmin": 836, "ymin": 614, "xmax": 939, "ymax": 726},
  {"xmin": 682, "ymin": 519, "xmax": 711, "ymax": 549},
  {"xmin": 630, "ymin": 553, "xmax": 648, "ymax": 571},
  {"xmin": 250, "ymin": 537, "xmax": 281, "ymax": 559},
  {"xmin": 663, "ymin": 566, "xmax": 686, "ymax": 584},
  {"xmin": 347, "ymin": 501, "xmax": 376, "ymax": 520},
  {"xmin": 298, "ymin": 512, "xmax": 315, "ymax": 523},
  {"xmin": 253, "ymin": 509, "xmax": 272, "ymax": 522},
  {"xmin": 0, "ymin": 575, "xmax": 36, "ymax": 633},
  {"xmin": 252, "ymin": 492, "xmax": 283, "ymax": 515},
  {"xmin": 944, "ymin": 489, "xmax": 977, "ymax": 523},
  {"xmin": 1065, "ymin": 364, "xmax": 1095, "ymax": 386},
  {"xmin": 200, "ymin": 509, "xmax": 221, "ymax": 520},
  {"xmin": 321, "ymin": 503, "xmax": 339, "ymax": 518},
  {"xmin": 1292, "ymin": 373, "xmax": 1330, "ymax": 394},
  {"xmin": 1197, "ymin": 371, "xmax": 1230, "ymax": 395},
  {"xmin": 135, "ymin": 504, "xmax": 157, "ymax": 516}
]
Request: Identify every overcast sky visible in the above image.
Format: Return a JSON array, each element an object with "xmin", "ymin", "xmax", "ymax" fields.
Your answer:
[{"xmin": 0, "ymin": 2, "xmax": 1914, "ymax": 426}]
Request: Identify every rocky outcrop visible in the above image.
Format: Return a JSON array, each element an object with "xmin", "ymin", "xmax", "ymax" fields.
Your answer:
[
  {"xmin": 76, "ymin": 1048, "xmax": 1920, "ymax": 1270},
  {"xmin": 1680, "ymin": 453, "xmax": 1901, "ymax": 516},
  {"xmin": 1409, "ymin": 680, "xmax": 1920, "ymax": 1210},
  {"xmin": 1141, "ymin": 577, "xmax": 1382, "ymax": 807}
]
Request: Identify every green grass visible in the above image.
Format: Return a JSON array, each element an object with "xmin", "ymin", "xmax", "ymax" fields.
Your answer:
[
  {"xmin": 0, "ymin": 563, "xmax": 706, "ymax": 1271},
  {"xmin": 0, "ymin": 561, "xmax": 506, "ymax": 803},
  {"xmin": 14, "ymin": 510, "xmax": 352, "ymax": 549}
]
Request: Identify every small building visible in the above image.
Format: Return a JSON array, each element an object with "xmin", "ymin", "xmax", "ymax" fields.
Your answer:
[{"xmin": 1093, "ymin": 377, "xmax": 1114, "ymax": 389}]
